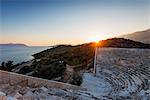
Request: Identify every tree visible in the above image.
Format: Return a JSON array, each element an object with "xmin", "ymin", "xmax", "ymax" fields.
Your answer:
[{"xmin": 1, "ymin": 62, "xmax": 5, "ymax": 67}]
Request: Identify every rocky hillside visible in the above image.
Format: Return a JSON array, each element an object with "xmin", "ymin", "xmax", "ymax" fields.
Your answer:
[{"xmin": 119, "ymin": 29, "xmax": 150, "ymax": 44}]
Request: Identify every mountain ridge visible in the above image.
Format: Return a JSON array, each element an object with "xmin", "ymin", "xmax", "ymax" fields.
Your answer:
[{"xmin": 119, "ymin": 29, "xmax": 150, "ymax": 44}]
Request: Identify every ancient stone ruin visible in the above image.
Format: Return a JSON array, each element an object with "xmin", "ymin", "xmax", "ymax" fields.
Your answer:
[{"xmin": 0, "ymin": 48, "xmax": 150, "ymax": 100}]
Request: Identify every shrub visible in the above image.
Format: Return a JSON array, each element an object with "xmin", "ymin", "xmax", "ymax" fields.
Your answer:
[
  {"xmin": 32, "ymin": 61, "xmax": 66, "ymax": 80},
  {"xmin": 0, "ymin": 61, "xmax": 14, "ymax": 71},
  {"xmin": 18, "ymin": 66, "xmax": 33, "ymax": 74},
  {"xmin": 69, "ymin": 72, "xmax": 83, "ymax": 86}
]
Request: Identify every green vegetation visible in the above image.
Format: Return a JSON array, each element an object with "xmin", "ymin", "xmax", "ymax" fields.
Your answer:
[
  {"xmin": 33, "ymin": 43, "xmax": 95, "ymax": 65},
  {"xmin": 31, "ymin": 61, "xmax": 66, "ymax": 80}
]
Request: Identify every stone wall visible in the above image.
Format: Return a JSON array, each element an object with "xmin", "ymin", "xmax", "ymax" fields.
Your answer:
[{"xmin": 0, "ymin": 70, "xmax": 83, "ymax": 90}]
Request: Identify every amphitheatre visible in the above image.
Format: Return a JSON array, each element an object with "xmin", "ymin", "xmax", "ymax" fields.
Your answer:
[{"xmin": 0, "ymin": 48, "xmax": 150, "ymax": 99}]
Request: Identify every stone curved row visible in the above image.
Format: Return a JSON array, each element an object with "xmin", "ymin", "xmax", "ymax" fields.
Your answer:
[{"xmin": 99, "ymin": 67, "xmax": 149, "ymax": 96}]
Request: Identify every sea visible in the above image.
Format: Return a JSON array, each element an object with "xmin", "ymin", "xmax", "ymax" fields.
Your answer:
[{"xmin": 0, "ymin": 46, "xmax": 50, "ymax": 64}]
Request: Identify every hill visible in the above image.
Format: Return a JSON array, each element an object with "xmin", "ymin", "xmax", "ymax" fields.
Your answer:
[
  {"xmin": 33, "ymin": 38, "xmax": 149, "ymax": 60},
  {"xmin": 119, "ymin": 29, "xmax": 150, "ymax": 44},
  {"xmin": 15, "ymin": 38, "xmax": 149, "ymax": 80}
]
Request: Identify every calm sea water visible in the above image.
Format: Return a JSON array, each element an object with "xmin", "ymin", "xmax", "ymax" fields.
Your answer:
[{"xmin": 0, "ymin": 46, "xmax": 50, "ymax": 64}]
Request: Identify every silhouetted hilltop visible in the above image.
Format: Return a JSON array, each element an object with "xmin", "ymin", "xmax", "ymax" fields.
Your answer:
[
  {"xmin": 0, "ymin": 43, "xmax": 28, "ymax": 47},
  {"xmin": 98, "ymin": 38, "xmax": 150, "ymax": 48}
]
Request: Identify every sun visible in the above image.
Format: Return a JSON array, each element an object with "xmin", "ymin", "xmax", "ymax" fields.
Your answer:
[{"xmin": 89, "ymin": 36, "xmax": 100, "ymax": 43}]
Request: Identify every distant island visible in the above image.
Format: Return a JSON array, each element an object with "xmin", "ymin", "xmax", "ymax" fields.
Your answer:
[{"xmin": 0, "ymin": 43, "xmax": 28, "ymax": 47}]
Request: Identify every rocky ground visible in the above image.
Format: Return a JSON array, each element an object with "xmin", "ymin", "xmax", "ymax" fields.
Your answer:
[{"xmin": 0, "ymin": 82, "xmax": 111, "ymax": 100}]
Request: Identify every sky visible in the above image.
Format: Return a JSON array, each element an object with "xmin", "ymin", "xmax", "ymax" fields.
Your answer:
[{"xmin": 0, "ymin": 0, "xmax": 150, "ymax": 46}]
